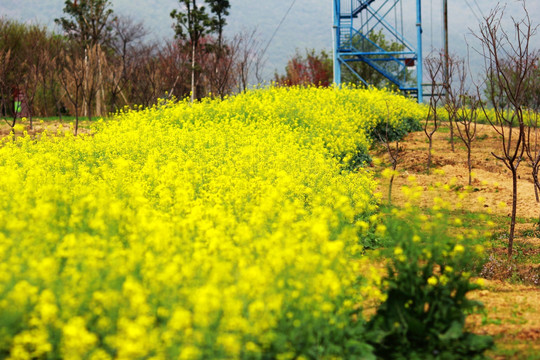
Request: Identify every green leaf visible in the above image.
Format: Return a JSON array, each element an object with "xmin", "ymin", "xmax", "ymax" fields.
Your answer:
[{"xmin": 438, "ymin": 321, "xmax": 463, "ymax": 341}]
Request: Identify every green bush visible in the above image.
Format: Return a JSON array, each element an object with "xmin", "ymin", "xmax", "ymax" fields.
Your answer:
[
  {"xmin": 370, "ymin": 116, "xmax": 423, "ymax": 143},
  {"xmin": 366, "ymin": 206, "xmax": 493, "ymax": 359}
]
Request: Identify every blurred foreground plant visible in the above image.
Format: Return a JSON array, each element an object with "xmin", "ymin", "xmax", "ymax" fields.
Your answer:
[{"xmin": 366, "ymin": 204, "xmax": 493, "ymax": 359}]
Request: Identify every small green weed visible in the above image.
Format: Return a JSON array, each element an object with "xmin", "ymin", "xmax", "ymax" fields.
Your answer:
[{"xmin": 477, "ymin": 134, "xmax": 489, "ymax": 141}]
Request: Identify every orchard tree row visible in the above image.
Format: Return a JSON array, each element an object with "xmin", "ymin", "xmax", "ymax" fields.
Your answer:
[{"xmin": 378, "ymin": 2, "xmax": 540, "ymax": 258}]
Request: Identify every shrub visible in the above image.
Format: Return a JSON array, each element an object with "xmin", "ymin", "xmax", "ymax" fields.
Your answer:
[{"xmin": 366, "ymin": 204, "xmax": 494, "ymax": 359}]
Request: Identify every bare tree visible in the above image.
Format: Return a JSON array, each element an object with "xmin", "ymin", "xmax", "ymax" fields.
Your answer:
[
  {"xmin": 444, "ymin": 53, "xmax": 479, "ymax": 186},
  {"xmin": 55, "ymin": 0, "xmax": 117, "ymax": 119},
  {"xmin": 456, "ymin": 94, "xmax": 480, "ymax": 186},
  {"xmin": 41, "ymin": 38, "xmax": 66, "ymax": 120},
  {"xmin": 0, "ymin": 49, "xmax": 19, "ymax": 132},
  {"xmin": 58, "ymin": 42, "xmax": 86, "ymax": 134},
  {"xmin": 525, "ymin": 107, "xmax": 540, "ymax": 205},
  {"xmin": 424, "ymin": 52, "xmax": 445, "ymax": 174},
  {"xmin": 158, "ymin": 39, "xmax": 190, "ymax": 100},
  {"xmin": 128, "ymin": 43, "xmax": 168, "ymax": 108},
  {"xmin": 0, "ymin": 19, "xmax": 26, "ymax": 133},
  {"xmin": 476, "ymin": 2, "xmax": 539, "ymax": 257},
  {"xmin": 206, "ymin": 38, "xmax": 236, "ymax": 98},
  {"xmin": 443, "ymin": 54, "xmax": 458, "ymax": 153},
  {"xmin": 81, "ymin": 44, "xmax": 107, "ymax": 120},
  {"xmin": 19, "ymin": 26, "xmax": 48, "ymax": 129},
  {"xmin": 233, "ymin": 29, "xmax": 264, "ymax": 92},
  {"xmin": 376, "ymin": 102, "xmax": 405, "ymax": 205},
  {"xmin": 524, "ymin": 70, "xmax": 540, "ymax": 210},
  {"xmin": 107, "ymin": 15, "xmax": 148, "ymax": 112}
]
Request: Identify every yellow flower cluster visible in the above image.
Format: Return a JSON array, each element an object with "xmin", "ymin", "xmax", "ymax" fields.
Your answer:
[
  {"xmin": 433, "ymin": 105, "xmax": 537, "ymax": 127},
  {"xmin": 0, "ymin": 86, "xmax": 422, "ymax": 358}
]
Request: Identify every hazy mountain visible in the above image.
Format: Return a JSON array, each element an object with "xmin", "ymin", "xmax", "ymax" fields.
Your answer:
[{"xmin": 1, "ymin": 0, "xmax": 538, "ymax": 84}]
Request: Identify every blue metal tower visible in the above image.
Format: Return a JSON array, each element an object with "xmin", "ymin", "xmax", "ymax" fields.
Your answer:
[{"xmin": 333, "ymin": 0, "xmax": 423, "ymax": 102}]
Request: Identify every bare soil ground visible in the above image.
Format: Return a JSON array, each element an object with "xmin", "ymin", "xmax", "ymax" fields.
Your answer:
[
  {"xmin": 380, "ymin": 124, "xmax": 539, "ymax": 220},
  {"xmin": 0, "ymin": 118, "xmax": 92, "ymax": 139},
  {"xmin": 373, "ymin": 123, "xmax": 540, "ymax": 359}
]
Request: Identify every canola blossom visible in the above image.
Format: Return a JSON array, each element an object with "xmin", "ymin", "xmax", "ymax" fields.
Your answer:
[{"xmin": 0, "ymin": 86, "xmax": 422, "ymax": 359}]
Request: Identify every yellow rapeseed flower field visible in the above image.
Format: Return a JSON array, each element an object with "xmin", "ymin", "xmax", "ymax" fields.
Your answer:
[{"xmin": 0, "ymin": 86, "xmax": 423, "ymax": 359}]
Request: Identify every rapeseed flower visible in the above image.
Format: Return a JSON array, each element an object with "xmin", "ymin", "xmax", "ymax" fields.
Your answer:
[{"xmin": 0, "ymin": 86, "xmax": 423, "ymax": 358}]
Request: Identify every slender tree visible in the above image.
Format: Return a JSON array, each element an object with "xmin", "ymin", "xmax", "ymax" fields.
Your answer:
[
  {"xmin": 376, "ymin": 102, "xmax": 405, "ymax": 205},
  {"xmin": 55, "ymin": 0, "xmax": 116, "ymax": 48},
  {"xmin": 19, "ymin": 25, "xmax": 49, "ymax": 129},
  {"xmin": 0, "ymin": 49, "xmax": 18, "ymax": 131},
  {"xmin": 130, "ymin": 42, "xmax": 167, "ymax": 108},
  {"xmin": 444, "ymin": 53, "xmax": 479, "ymax": 186},
  {"xmin": 424, "ymin": 52, "xmax": 445, "ymax": 174},
  {"xmin": 206, "ymin": 0, "xmax": 230, "ymax": 49},
  {"xmin": 476, "ymin": 2, "xmax": 538, "ymax": 257},
  {"xmin": 171, "ymin": 0, "xmax": 211, "ymax": 102},
  {"xmin": 0, "ymin": 19, "xmax": 32, "ymax": 133},
  {"xmin": 455, "ymin": 94, "xmax": 480, "ymax": 186},
  {"xmin": 107, "ymin": 15, "xmax": 147, "ymax": 111},
  {"xmin": 206, "ymin": 0, "xmax": 231, "ymax": 98},
  {"xmin": 55, "ymin": 0, "xmax": 116, "ymax": 117},
  {"xmin": 206, "ymin": 39, "xmax": 236, "ymax": 98},
  {"xmin": 524, "ymin": 66, "xmax": 540, "ymax": 213},
  {"xmin": 40, "ymin": 35, "xmax": 65, "ymax": 120},
  {"xmin": 234, "ymin": 29, "xmax": 264, "ymax": 92},
  {"xmin": 58, "ymin": 41, "xmax": 86, "ymax": 134},
  {"xmin": 171, "ymin": 0, "xmax": 230, "ymax": 101}
]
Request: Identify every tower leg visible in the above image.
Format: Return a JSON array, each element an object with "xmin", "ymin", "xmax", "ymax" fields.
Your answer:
[
  {"xmin": 416, "ymin": 0, "xmax": 423, "ymax": 102},
  {"xmin": 334, "ymin": 57, "xmax": 341, "ymax": 86},
  {"xmin": 333, "ymin": 0, "xmax": 341, "ymax": 86}
]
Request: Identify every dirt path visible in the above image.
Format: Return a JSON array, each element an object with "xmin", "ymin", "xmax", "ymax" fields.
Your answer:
[
  {"xmin": 0, "ymin": 119, "xmax": 93, "ymax": 139},
  {"xmin": 378, "ymin": 123, "xmax": 539, "ymax": 220},
  {"xmin": 373, "ymin": 123, "xmax": 540, "ymax": 359},
  {"xmin": 468, "ymin": 280, "xmax": 540, "ymax": 359}
]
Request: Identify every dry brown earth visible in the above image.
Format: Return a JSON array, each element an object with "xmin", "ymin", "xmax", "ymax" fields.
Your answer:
[{"xmin": 374, "ymin": 123, "xmax": 540, "ymax": 359}]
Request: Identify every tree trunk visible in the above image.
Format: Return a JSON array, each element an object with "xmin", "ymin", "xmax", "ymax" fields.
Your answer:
[
  {"xmin": 88, "ymin": 96, "xmax": 93, "ymax": 122},
  {"xmin": 191, "ymin": 41, "xmax": 196, "ymax": 102},
  {"xmin": 533, "ymin": 169, "xmax": 539, "ymax": 202},
  {"xmin": 96, "ymin": 60, "xmax": 102, "ymax": 117},
  {"xmin": 388, "ymin": 161, "xmax": 397, "ymax": 205},
  {"xmin": 41, "ymin": 89, "xmax": 49, "ymax": 118},
  {"xmin": 74, "ymin": 87, "xmax": 79, "ymax": 135},
  {"xmin": 75, "ymin": 105, "xmax": 79, "ymax": 136},
  {"xmin": 427, "ymin": 138, "xmax": 433, "ymax": 174},
  {"xmin": 467, "ymin": 147, "xmax": 472, "ymax": 186},
  {"xmin": 508, "ymin": 168, "xmax": 518, "ymax": 258},
  {"xmin": 450, "ymin": 120, "xmax": 455, "ymax": 152}
]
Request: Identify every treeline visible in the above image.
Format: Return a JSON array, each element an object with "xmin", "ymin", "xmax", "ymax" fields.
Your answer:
[
  {"xmin": 274, "ymin": 31, "xmax": 416, "ymax": 89},
  {"xmin": 0, "ymin": 0, "xmax": 263, "ymax": 132}
]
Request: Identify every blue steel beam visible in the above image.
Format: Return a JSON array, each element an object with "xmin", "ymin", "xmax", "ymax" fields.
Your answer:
[
  {"xmin": 352, "ymin": 0, "xmax": 376, "ymax": 17},
  {"xmin": 333, "ymin": 0, "xmax": 341, "ymax": 84},
  {"xmin": 359, "ymin": 3, "xmax": 416, "ymax": 53},
  {"xmin": 416, "ymin": 0, "xmax": 423, "ymax": 102},
  {"xmin": 333, "ymin": 0, "xmax": 423, "ymax": 102}
]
